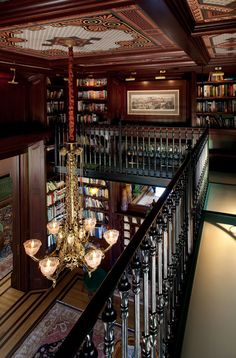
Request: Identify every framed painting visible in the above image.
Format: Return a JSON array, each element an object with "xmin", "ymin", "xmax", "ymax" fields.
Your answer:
[{"xmin": 127, "ymin": 89, "xmax": 179, "ymax": 116}]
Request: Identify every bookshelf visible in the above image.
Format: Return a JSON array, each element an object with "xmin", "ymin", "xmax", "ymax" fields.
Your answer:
[
  {"xmin": 80, "ymin": 177, "xmax": 110, "ymax": 239},
  {"xmin": 46, "ymin": 179, "xmax": 66, "ymax": 248},
  {"xmin": 76, "ymin": 77, "xmax": 108, "ymax": 124},
  {"xmin": 46, "ymin": 77, "xmax": 67, "ymax": 126},
  {"xmin": 195, "ymin": 79, "xmax": 236, "ymax": 128},
  {"xmin": 118, "ymin": 184, "xmax": 165, "ymax": 249}
]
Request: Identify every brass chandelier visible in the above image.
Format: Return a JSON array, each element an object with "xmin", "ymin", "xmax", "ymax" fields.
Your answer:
[{"xmin": 23, "ymin": 44, "xmax": 119, "ymax": 287}]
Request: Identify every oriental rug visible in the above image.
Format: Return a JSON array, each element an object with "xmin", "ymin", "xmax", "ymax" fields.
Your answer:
[{"xmin": 11, "ymin": 300, "xmax": 125, "ymax": 358}]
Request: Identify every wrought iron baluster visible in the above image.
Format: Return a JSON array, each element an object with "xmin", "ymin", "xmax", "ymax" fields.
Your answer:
[
  {"xmin": 169, "ymin": 194, "xmax": 178, "ymax": 328},
  {"xmin": 162, "ymin": 206, "xmax": 170, "ymax": 357},
  {"xmin": 154, "ymin": 130, "xmax": 157, "ymax": 173},
  {"xmin": 108, "ymin": 128, "xmax": 112, "ymax": 169},
  {"xmin": 148, "ymin": 129, "xmax": 151, "ymax": 175},
  {"xmin": 103, "ymin": 128, "xmax": 107, "ymax": 169},
  {"xmin": 142, "ymin": 132, "xmax": 145, "ymax": 172},
  {"xmin": 118, "ymin": 272, "xmax": 131, "ymax": 358},
  {"xmin": 131, "ymin": 254, "xmax": 142, "ymax": 358},
  {"xmin": 156, "ymin": 216, "xmax": 165, "ymax": 358},
  {"xmin": 149, "ymin": 226, "xmax": 158, "ymax": 358},
  {"xmin": 160, "ymin": 128, "xmax": 163, "ymax": 177},
  {"xmin": 141, "ymin": 237, "xmax": 151, "ymax": 357},
  {"xmin": 187, "ymin": 141, "xmax": 194, "ymax": 254},
  {"xmin": 166, "ymin": 128, "xmax": 169, "ymax": 177},
  {"xmin": 125, "ymin": 130, "xmax": 128, "ymax": 170},
  {"xmin": 171, "ymin": 129, "xmax": 175, "ymax": 176},
  {"xmin": 136, "ymin": 127, "xmax": 139, "ymax": 171},
  {"xmin": 79, "ymin": 334, "xmax": 98, "ymax": 358},
  {"xmin": 102, "ymin": 298, "xmax": 117, "ymax": 358}
]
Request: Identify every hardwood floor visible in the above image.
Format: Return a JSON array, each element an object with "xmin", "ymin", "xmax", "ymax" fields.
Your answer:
[{"xmin": 0, "ymin": 269, "xmax": 91, "ymax": 357}]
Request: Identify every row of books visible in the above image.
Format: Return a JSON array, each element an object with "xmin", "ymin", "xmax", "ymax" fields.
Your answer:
[
  {"xmin": 83, "ymin": 209, "xmax": 109, "ymax": 223},
  {"xmin": 84, "ymin": 197, "xmax": 109, "ymax": 210},
  {"xmin": 82, "ymin": 178, "xmax": 107, "ymax": 186},
  {"xmin": 77, "ymin": 101, "xmax": 107, "ymax": 112},
  {"xmin": 196, "ymin": 115, "xmax": 236, "ymax": 128},
  {"xmin": 48, "ymin": 225, "xmax": 107, "ymax": 243},
  {"xmin": 47, "ymin": 234, "xmax": 57, "ymax": 248},
  {"xmin": 47, "ymin": 101, "xmax": 65, "ymax": 113},
  {"xmin": 78, "ymin": 90, "xmax": 107, "ymax": 100},
  {"xmin": 46, "ymin": 180, "xmax": 65, "ymax": 193},
  {"xmin": 47, "ymin": 186, "xmax": 66, "ymax": 206},
  {"xmin": 47, "ymin": 89, "xmax": 64, "ymax": 99},
  {"xmin": 89, "ymin": 225, "xmax": 107, "ymax": 239},
  {"xmin": 47, "ymin": 113, "xmax": 66, "ymax": 125},
  {"xmin": 81, "ymin": 186, "xmax": 109, "ymax": 198},
  {"xmin": 196, "ymin": 100, "xmax": 236, "ymax": 113},
  {"xmin": 77, "ymin": 113, "xmax": 99, "ymax": 123},
  {"xmin": 77, "ymin": 78, "xmax": 107, "ymax": 87},
  {"xmin": 197, "ymin": 83, "xmax": 236, "ymax": 98},
  {"xmin": 47, "ymin": 202, "xmax": 65, "ymax": 222}
]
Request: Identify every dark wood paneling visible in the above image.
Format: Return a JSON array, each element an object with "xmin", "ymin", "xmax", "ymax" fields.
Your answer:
[
  {"xmin": 28, "ymin": 74, "xmax": 47, "ymax": 124},
  {"xmin": 108, "ymin": 77, "xmax": 125, "ymax": 123},
  {"xmin": 0, "ymin": 76, "xmax": 27, "ymax": 123},
  {"xmin": 28, "ymin": 141, "xmax": 49, "ymax": 289}
]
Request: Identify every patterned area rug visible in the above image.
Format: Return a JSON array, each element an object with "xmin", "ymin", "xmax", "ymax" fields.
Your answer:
[
  {"xmin": 0, "ymin": 204, "xmax": 13, "ymax": 279},
  {"xmin": 0, "ymin": 252, "xmax": 13, "ymax": 279},
  {"xmin": 11, "ymin": 300, "xmax": 123, "ymax": 357}
]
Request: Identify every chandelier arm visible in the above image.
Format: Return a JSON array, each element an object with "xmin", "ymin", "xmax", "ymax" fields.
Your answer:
[
  {"xmin": 103, "ymin": 244, "xmax": 113, "ymax": 253},
  {"xmin": 28, "ymin": 255, "xmax": 40, "ymax": 262}
]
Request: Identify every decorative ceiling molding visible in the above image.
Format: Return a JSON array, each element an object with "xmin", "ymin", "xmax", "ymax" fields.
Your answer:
[
  {"xmin": 203, "ymin": 32, "xmax": 236, "ymax": 57},
  {"xmin": 1, "ymin": 0, "xmax": 235, "ymax": 73},
  {"xmin": 187, "ymin": 0, "xmax": 236, "ymax": 23},
  {"xmin": 0, "ymin": 13, "xmax": 157, "ymax": 59}
]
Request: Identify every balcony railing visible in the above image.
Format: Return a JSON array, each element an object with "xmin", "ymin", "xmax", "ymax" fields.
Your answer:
[
  {"xmin": 54, "ymin": 124, "xmax": 204, "ymax": 182},
  {"xmin": 54, "ymin": 127, "xmax": 209, "ymax": 358}
]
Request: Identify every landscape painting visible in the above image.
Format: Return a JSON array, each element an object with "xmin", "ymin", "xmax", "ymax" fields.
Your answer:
[{"xmin": 127, "ymin": 90, "xmax": 179, "ymax": 116}]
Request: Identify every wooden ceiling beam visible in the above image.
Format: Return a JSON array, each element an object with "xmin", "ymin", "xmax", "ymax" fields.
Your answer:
[
  {"xmin": 0, "ymin": 0, "xmax": 134, "ymax": 27},
  {"xmin": 193, "ymin": 20, "xmax": 236, "ymax": 36},
  {"xmin": 135, "ymin": 0, "xmax": 210, "ymax": 66}
]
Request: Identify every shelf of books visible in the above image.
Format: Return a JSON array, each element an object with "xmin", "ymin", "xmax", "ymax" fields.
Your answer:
[
  {"xmin": 122, "ymin": 215, "xmax": 144, "ymax": 249},
  {"xmin": 80, "ymin": 177, "xmax": 110, "ymax": 239},
  {"xmin": 46, "ymin": 77, "xmax": 67, "ymax": 126},
  {"xmin": 46, "ymin": 180, "xmax": 66, "ymax": 248},
  {"xmin": 196, "ymin": 80, "xmax": 236, "ymax": 128},
  {"xmin": 76, "ymin": 77, "xmax": 108, "ymax": 124}
]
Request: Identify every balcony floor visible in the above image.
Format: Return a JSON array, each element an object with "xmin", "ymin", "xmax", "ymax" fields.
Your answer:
[{"xmin": 181, "ymin": 171, "xmax": 236, "ymax": 358}]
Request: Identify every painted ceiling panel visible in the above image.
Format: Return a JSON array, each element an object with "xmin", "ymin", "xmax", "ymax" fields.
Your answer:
[
  {"xmin": 204, "ymin": 32, "xmax": 236, "ymax": 57},
  {"xmin": 187, "ymin": 0, "xmax": 236, "ymax": 22},
  {"xmin": 0, "ymin": 11, "xmax": 180, "ymax": 60},
  {"xmin": 186, "ymin": 0, "xmax": 236, "ymax": 63}
]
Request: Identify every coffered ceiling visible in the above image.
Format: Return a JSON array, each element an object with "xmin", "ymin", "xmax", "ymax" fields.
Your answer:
[{"xmin": 0, "ymin": 0, "xmax": 235, "ymax": 77}]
